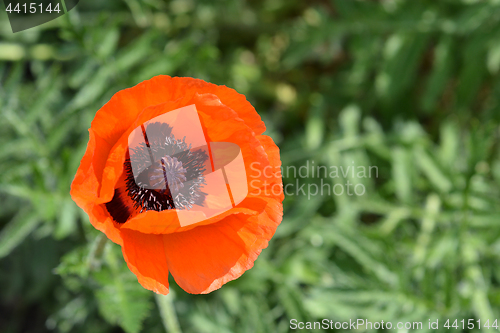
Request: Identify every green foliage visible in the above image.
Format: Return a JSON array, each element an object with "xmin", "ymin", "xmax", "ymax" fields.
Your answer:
[
  {"xmin": 55, "ymin": 236, "xmax": 153, "ymax": 333},
  {"xmin": 93, "ymin": 247, "xmax": 152, "ymax": 333},
  {"xmin": 1, "ymin": 0, "xmax": 500, "ymax": 332}
]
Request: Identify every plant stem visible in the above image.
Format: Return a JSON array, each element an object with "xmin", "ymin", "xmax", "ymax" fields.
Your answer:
[{"xmin": 155, "ymin": 292, "xmax": 182, "ymax": 333}]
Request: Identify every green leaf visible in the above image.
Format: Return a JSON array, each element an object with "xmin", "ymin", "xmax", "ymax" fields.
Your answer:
[
  {"xmin": 392, "ymin": 146, "xmax": 413, "ymax": 204},
  {"xmin": 438, "ymin": 121, "xmax": 460, "ymax": 170},
  {"xmin": 414, "ymin": 147, "xmax": 452, "ymax": 193},
  {"xmin": 55, "ymin": 197, "xmax": 78, "ymax": 239},
  {"xmin": 421, "ymin": 36, "xmax": 454, "ymax": 112},
  {"xmin": 0, "ymin": 211, "xmax": 40, "ymax": 258}
]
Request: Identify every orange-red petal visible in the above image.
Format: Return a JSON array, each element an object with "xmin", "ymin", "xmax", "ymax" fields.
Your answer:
[
  {"xmin": 121, "ymin": 229, "xmax": 170, "ymax": 295},
  {"xmin": 162, "ymin": 195, "xmax": 282, "ymax": 294}
]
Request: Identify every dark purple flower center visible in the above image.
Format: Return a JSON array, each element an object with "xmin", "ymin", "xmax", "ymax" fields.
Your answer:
[{"xmin": 105, "ymin": 122, "xmax": 208, "ymax": 223}]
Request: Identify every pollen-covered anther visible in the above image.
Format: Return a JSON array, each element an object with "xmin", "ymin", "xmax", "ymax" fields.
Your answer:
[{"xmin": 155, "ymin": 155, "xmax": 187, "ymax": 192}]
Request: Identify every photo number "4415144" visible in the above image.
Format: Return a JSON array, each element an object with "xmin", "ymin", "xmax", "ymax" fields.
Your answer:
[{"xmin": 6, "ymin": 2, "xmax": 61, "ymax": 14}]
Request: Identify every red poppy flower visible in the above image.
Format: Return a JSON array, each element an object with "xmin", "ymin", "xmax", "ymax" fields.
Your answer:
[{"xmin": 70, "ymin": 75, "xmax": 284, "ymax": 295}]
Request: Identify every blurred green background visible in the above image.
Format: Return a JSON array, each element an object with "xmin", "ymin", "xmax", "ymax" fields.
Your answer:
[{"xmin": 2, "ymin": 0, "xmax": 500, "ymax": 332}]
